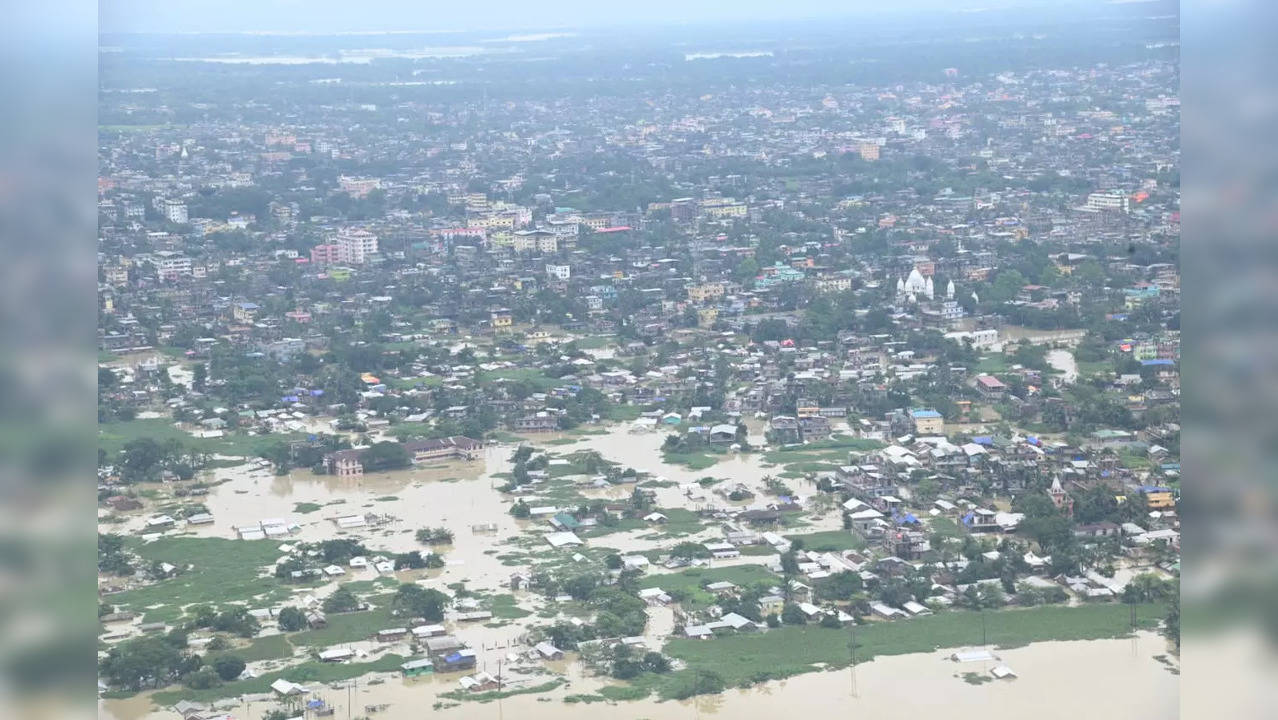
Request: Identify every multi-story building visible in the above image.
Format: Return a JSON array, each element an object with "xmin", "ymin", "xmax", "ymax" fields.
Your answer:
[
  {"xmin": 687, "ymin": 282, "xmax": 725, "ymax": 304},
  {"xmin": 310, "ymin": 244, "xmax": 340, "ymax": 266},
  {"xmin": 336, "ymin": 229, "xmax": 378, "ymax": 265},
  {"xmin": 324, "ymin": 449, "xmax": 364, "ymax": 478},
  {"xmin": 159, "ymin": 199, "xmax": 188, "ymax": 224},
  {"xmin": 103, "ymin": 264, "xmax": 130, "ymax": 287},
  {"xmin": 701, "ymin": 198, "xmax": 748, "ymax": 219},
  {"xmin": 813, "ymin": 276, "xmax": 853, "ymax": 294},
  {"xmin": 152, "ymin": 251, "xmax": 191, "ymax": 281},
  {"xmin": 338, "ymin": 176, "xmax": 381, "ymax": 198},
  {"xmin": 513, "ymin": 229, "xmax": 556, "ymax": 253},
  {"xmin": 1085, "ymin": 191, "xmax": 1130, "ymax": 213},
  {"xmin": 909, "ymin": 408, "xmax": 944, "ymax": 435}
]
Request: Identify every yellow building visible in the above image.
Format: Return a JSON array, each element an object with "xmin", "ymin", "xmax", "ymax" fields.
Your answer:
[
  {"xmin": 687, "ymin": 282, "xmax": 726, "ymax": 304},
  {"xmin": 909, "ymin": 408, "xmax": 944, "ymax": 435},
  {"xmin": 1144, "ymin": 489, "xmax": 1176, "ymax": 509}
]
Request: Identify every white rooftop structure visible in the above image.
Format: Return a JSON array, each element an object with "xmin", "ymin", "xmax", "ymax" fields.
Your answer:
[
  {"xmin": 951, "ymin": 649, "xmax": 999, "ymax": 663},
  {"xmin": 544, "ymin": 532, "xmax": 583, "ymax": 548}
]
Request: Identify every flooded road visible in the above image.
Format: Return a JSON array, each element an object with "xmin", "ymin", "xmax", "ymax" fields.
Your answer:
[{"xmin": 100, "ymin": 632, "xmax": 1178, "ymax": 720}]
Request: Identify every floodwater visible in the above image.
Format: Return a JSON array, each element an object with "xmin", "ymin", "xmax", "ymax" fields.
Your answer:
[
  {"xmin": 119, "ymin": 423, "xmax": 844, "ymax": 600},
  {"xmin": 100, "ymin": 632, "xmax": 1178, "ymax": 720},
  {"xmin": 1046, "ymin": 349, "xmax": 1079, "ymax": 384},
  {"xmin": 99, "ymin": 422, "xmax": 1175, "ymax": 720},
  {"xmin": 104, "ymin": 423, "xmax": 1177, "ymax": 720}
]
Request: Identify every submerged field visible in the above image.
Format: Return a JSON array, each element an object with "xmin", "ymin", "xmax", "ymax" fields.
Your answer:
[{"xmin": 645, "ymin": 602, "xmax": 1166, "ymax": 698}]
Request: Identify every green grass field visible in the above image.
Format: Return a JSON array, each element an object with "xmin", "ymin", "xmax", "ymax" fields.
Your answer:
[
  {"xmin": 761, "ymin": 437, "xmax": 885, "ymax": 467},
  {"xmin": 653, "ymin": 602, "xmax": 1165, "ymax": 697},
  {"xmin": 98, "ymin": 418, "xmax": 304, "ymax": 459},
  {"xmin": 661, "ymin": 450, "xmax": 723, "ymax": 470},
  {"xmin": 784, "ymin": 530, "xmax": 865, "ymax": 551},
  {"xmin": 651, "ymin": 508, "xmax": 706, "ymax": 537},
  {"xmin": 488, "ymin": 594, "xmax": 533, "ymax": 619},
  {"xmin": 288, "ymin": 606, "xmax": 397, "ymax": 648},
  {"xmin": 975, "ymin": 354, "xmax": 1011, "ymax": 374},
  {"xmin": 571, "ymin": 335, "xmax": 614, "ymax": 350},
  {"xmin": 479, "ymin": 368, "xmax": 562, "ymax": 391},
  {"xmin": 232, "ymin": 633, "xmax": 294, "ymax": 662},
  {"xmin": 108, "ymin": 538, "xmax": 285, "ymax": 623},
  {"xmin": 637, "ymin": 564, "xmax": 778, "ymax": 609}
]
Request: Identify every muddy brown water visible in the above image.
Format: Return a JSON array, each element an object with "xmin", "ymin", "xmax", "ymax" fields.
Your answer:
[
  {"xmin": 104, "ymin": 426, "xmax": 1176, "ymax": 720},
  {"xmin": 100, "ymin": 632, "xmax": 1177, "ymax": 720}
]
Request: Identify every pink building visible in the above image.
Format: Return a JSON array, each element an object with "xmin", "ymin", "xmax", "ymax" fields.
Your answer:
[{"xmin": 311, "ymin": 244, "xmax": 339, "ymax": 266}]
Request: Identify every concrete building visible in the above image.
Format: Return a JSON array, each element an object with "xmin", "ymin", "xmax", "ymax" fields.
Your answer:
[{"xmin": 336, "ymin": 229, "xmax": 378, "ymax": 265}]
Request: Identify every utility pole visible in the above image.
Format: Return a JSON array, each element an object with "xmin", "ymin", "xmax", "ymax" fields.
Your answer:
[{"xmin": 848, "ymin": 620, "xmax": 859, "ymax": 697}]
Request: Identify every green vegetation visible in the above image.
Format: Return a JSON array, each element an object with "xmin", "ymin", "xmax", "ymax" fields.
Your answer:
[
  {"xmin": 571, "ymin": 335, "xmax": 614, "ymax": 350},
  {"xmin": 233, "ymin": 633, "xmax": 293, "ymax": 663},
  {"xmin": 109, "ymin": 538, "xmax": 284, "ymax": 623},
  {"xmin": 99, "ymin": 418, "xmax": 305, "ymax": 459},
  {"xmin": 975, "ymin": 354, "xmax": 1011, "ymax": 374},
  {"xmin": 651, "ymin": 508, "xmax": 707, "ymax": 537},
  {"xmin": 660, "ymin": 450, "xmax": 722, "ymax": 470},
  {"xmin": 563, "ymin": 693, "xmax": 608, "ymax": 703},
  {"xmin": 961, "ymin": 671, "xmax": 994, "ymax": 685},
  {"xmin": 479, "ymin": 367, "xmax": 561, "ymax": 391},
  {"xmin": 151, "ymin": 654, "xmax": 406, "ymax": 704},
  {"xmin": 287, "ymin": 605, "xmax": 394, "ymax": 648},
  {"xmin": 605, "ymin": 405, "xmax": 644, "ymax": 422},
  {"xmin": 597, "ymin": 683, "xmax": 652, "ymax": 701},
  {"xmin": 441, "ymin": 679, "xmax": 566, "ymax": 703},
  {"xmin": 652, "ymin": 603, "xmax": 1164, "ymax": 696},
  {"xmin": 636, "ymin": 565, "xmax": 778, "ymax": 610},
  {"xmin": 292, "ymin": 502, "xmax": 323, "ymax": 514},
  {"xmin": 928, "ymin": 516, "xmax": 964, "ymax": 538},
  {"xmin": 761, "ymin": 436, "xmax": 884, "ymax": 467},
  {"xmin": 783, "ymin": 531, "xmax": 865, "ymax": 552}
]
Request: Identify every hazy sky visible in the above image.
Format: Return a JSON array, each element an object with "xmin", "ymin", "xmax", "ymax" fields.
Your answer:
[{"xmin": 98, "ymin": 0, "xmax": 1092, "ymax": 35}]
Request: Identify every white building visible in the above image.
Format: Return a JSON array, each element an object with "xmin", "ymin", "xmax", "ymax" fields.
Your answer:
[
  {"xmin": 336, "ymin": 229, "xmax": 378, "ymax": 265},
  {"xmin": 545, "ymin": 264, "xmax": 571, "ymax": 281},
  {"xmin": 160, "ymin": 199, "xmax": 188, "ymax": 224},
  {"xmin": 1085, "ymin": 191, "xmax": 1129, "ymax": 214},
  {"xmin": 152, "ymin": 251, "xmax": 191, "ymax": 281},
  {"xmin": 338, "ymin": 176, "xmax": 381, "ymax": 198},
  {"xmin": 944, "ymin": 328, "xmax": 999, "ymax": 350}
]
